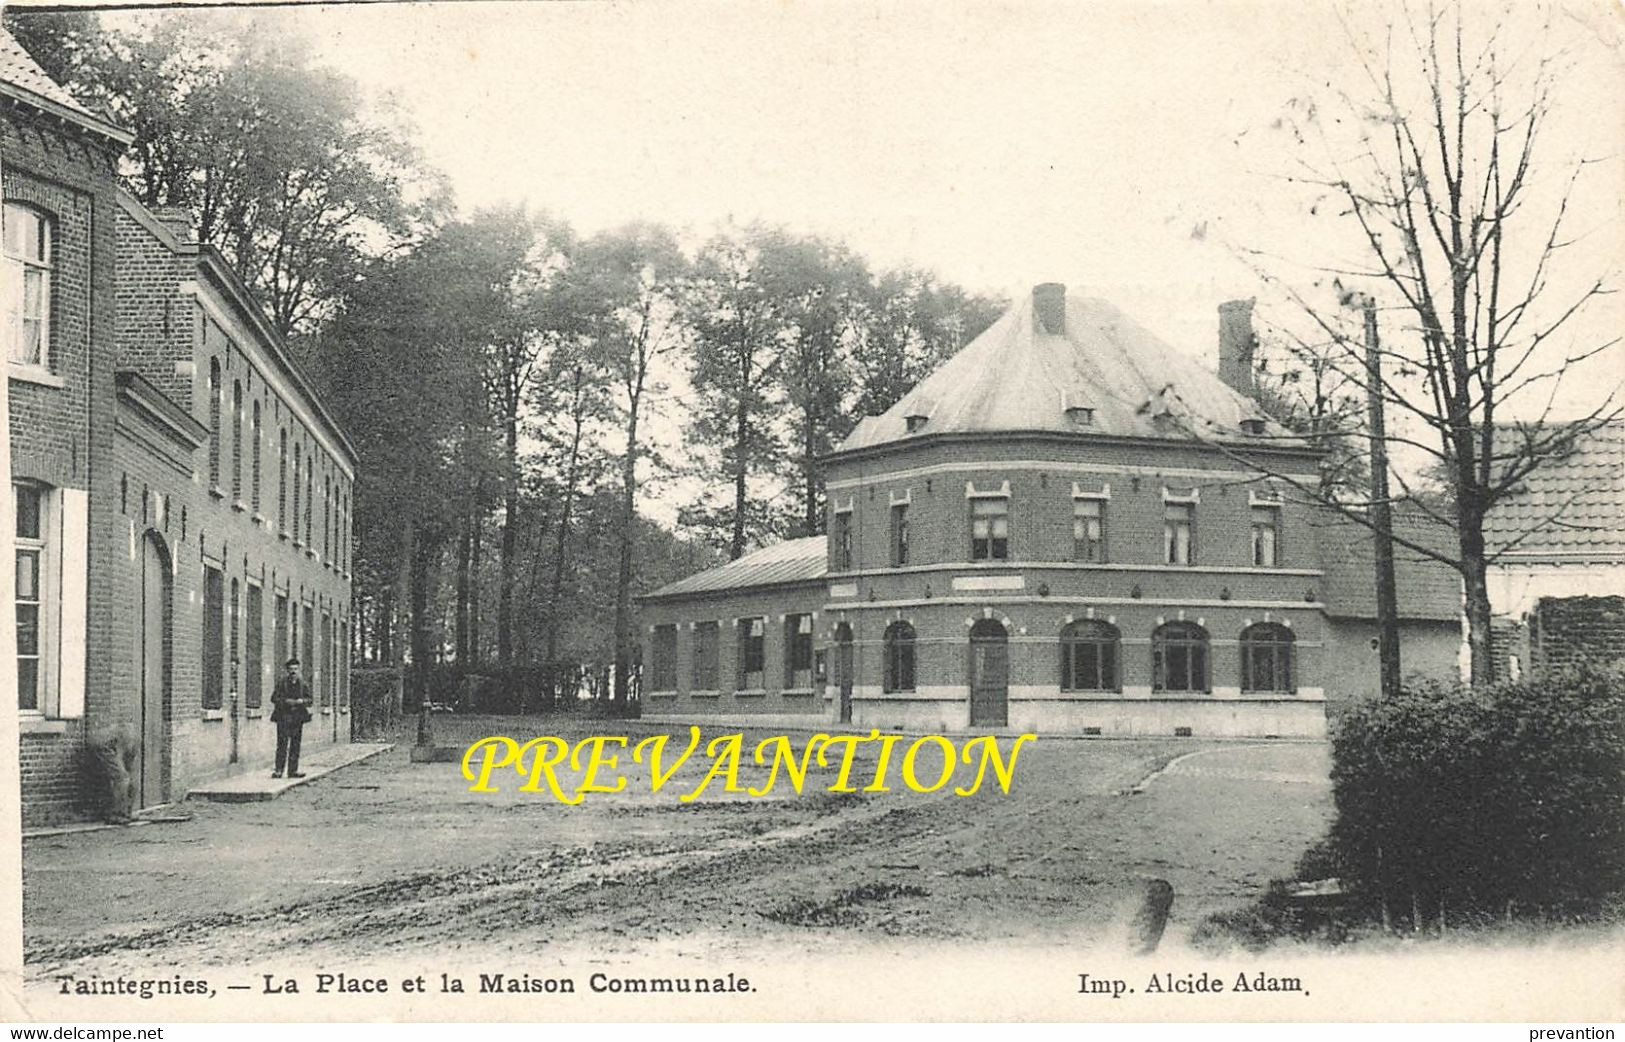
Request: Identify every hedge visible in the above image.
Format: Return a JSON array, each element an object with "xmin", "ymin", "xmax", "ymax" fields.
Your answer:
[{"xmin": 1320, "ymin": 664, "xmax": 1625, "ymax": 928}]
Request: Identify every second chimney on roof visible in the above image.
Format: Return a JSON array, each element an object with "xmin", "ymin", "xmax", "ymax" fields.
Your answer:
[
  {"xmin": 1217, "ymin": 298, "xmax": 1258, "ymax": 395},
  {"xmin": 1033, "ymin": 282, "xmax": 1066, "ymax": 335}
]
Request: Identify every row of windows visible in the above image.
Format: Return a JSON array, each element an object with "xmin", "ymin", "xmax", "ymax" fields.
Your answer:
[
  {"xmin": 649, "ymin": 618, "xmax": 1298, "ymax": 696},
  {"xmin": 833, "ymin": 495, "xmax": 1283, "ymax": 570},
  {"xmin": 206, "ymin": 358, "xmax": 351, "ymax": 574},
  {"xmin": 199, "ymin": 560, "xmax": 349, "ymax": 713},
  {"xmin": 874, "ymin": 619, "xmax": 1294, "ymax": 694},
  {"xmin": 649, "ymin": 614, "xmax": 818, "ymax": 693}
]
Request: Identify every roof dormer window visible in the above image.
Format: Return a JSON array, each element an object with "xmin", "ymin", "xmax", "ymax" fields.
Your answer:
[
  {"xmin": 904, "ymin": 395, "xmax": 936, "ymax": 434},
  {"xmin": 1241, "ymin": 417, "xmax": 1267, "ymax": 436}
]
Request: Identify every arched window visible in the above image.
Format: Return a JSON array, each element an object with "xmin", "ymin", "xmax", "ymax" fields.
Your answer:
[
  {"xmin": 1240, "ymin": 622, "xmax": 1295, "ymax": 693},
  {"xmin": 251, "ymin": 400, "xmax": 262, "ymax": 513},
  {"xmin": 4, "ymin": 202, "xmax": 53, "ymax": 367},
  {"xmin": 231, "ymin": 380, "xmax": 244, "ymax": 501},
  {"xmin": 883, "ymin": 621, "xmax": 916, "ymax": 692},
  {"xmin": 207, "ymin": 359, "xmax": 222, "ymax": 488},
  {"xmin": 277, "ymin": 429, "xmax": 288, "ymax": 534},
  {"xmin": 1152, "ymin": 621, "xmax": 1209, "ymax": 693},
  {"xmin": 1060, "ymin": 620, "xmax": 1120, "ymax": 692}
]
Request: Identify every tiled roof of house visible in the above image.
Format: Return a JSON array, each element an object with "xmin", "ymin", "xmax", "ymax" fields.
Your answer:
[
  {"xmin": 0, "ymin": 28, "xmax": 129, "ymax": 144},
  {"xmin": 1482, "ymin": 421, "xmax": 1625, "ymax": 560},
  {"xmin": 1316, "ymin": 510, "xmax": 1462, "ymax": 621},
  {"xmin": 642, "ymin": 536, "xmax": 827, "ymax": 600},
  {"xmin": 834, "ymin": 285, "xmax": 1303, "ymax": 455}
]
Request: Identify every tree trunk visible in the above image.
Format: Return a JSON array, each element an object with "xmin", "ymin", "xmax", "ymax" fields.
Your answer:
[
  {"xmin": 454, "ymin": 517, "xmax": 471, "ymax": 665},
  {"xmin": 1459, "ymin": 507, "xmax": 1494, "ymax": 685},
  {"xmin": 407, "ymin": 526, "xmax": 437, "ymax": 711},
  {"xmin": 468, "ymin": 496, "xmax": 482, "ymax": 667},
  {"xmin": 731, "ymin": 398, "xmax": 749, "ymax": 560},
  {"xmin": 499, "ymin": 408, "xmax": 518, "ymax": 668},
  {"xmin": 611, "ymin": 393, "xmax": 641, "ymax": 704},
  {"xmin": 544, "ymin": 377, "xmax": 586, "ymax": 687},
  {"xmin": 804, "ymin": 407, "xmax": 819, "ymax": 536}
]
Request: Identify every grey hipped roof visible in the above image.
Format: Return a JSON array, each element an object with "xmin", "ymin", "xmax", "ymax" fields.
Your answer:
[
  {"xmin": 0, "ymin": 28, "xmax": 130, "ymax": 145},
  {"xmin": 835, "ymin": 288, "xmax": 1301, "ymax": 455},
  {"xmin": 642, "ymin": 536, "xmax": 827, "ymax": 601}
]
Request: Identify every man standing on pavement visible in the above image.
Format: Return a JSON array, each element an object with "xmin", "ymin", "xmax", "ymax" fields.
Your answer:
[{"xmin": 271, "ymin": 657, "xmax": 313, "ymax": 778}]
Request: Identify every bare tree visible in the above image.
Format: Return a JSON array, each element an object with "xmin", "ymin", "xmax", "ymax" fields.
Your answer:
[{"xmin": 1207, "ymin": 0, "xmax": 1620, "ymax": 685}]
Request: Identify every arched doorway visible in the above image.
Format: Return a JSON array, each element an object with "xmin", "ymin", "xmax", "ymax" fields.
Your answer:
[
  {"xmin": 138, "ymin": 532, "xmax": 172, "ymax": 808},
  {"xmin": 968, "ymin": 618, "xmax": 1009, "ymax": 727},
  {"xmin": 834, "ymin": 623, "xmax": 854, "ymax": 724}
]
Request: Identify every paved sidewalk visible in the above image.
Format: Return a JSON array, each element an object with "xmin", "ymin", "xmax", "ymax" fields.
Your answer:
[{"xmin": 186, "ymin": 741, "xmax": 393, "ymax": 802}]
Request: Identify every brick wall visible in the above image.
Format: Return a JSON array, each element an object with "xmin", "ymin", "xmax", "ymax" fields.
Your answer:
[
  {"xmin": 1529, "ymin": 595, "xmax": 1625, "ymax": 675},
  {"xmin": 6, "ymin": 105, "xmax": 125, "ymax": 827}
]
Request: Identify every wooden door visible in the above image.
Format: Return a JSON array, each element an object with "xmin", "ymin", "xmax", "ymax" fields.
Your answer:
[
  {"xmin": 836, "ymin": 623, "xmax": 854, "ymax": 724},
  {"xmin": 968, "ymin": 619, "xmax": 1009, "ymax": 727},
  {"xmin": 138, "ymin": 536, "xmax": 168, "ymax": 808}
]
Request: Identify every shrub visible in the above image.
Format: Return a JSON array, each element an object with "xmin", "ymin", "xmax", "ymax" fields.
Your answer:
[
  {"xmin": 82, "ymin": 729, "xmax": 138, "ymax": 823},
  {"xmin": 1323, "ymin": 664, "xmax": 1625, "ymax": 928}
]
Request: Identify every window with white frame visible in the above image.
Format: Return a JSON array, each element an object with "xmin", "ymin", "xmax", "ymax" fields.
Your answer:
[
  {"xmin": 1251, "ymin": 505, "xmax": 1281, "ymax": 567},
  {"xmin": 1164, "ymin": 501, "xmax": 1195, "ymax": 565},
  {"xmin": 4, "ymin": 203, "xmax": 52, "ymax": 368},
  {"xmin": 1073, "ymin": 497, "xmax": 1106, "ymax": 562},
  {"xmin": 15, "ymin": 483, "xmax": 46, "ymax": 711},
  {"xmin": 970, "ymin": 496, "xmax": 1010, "ymax": 561}
]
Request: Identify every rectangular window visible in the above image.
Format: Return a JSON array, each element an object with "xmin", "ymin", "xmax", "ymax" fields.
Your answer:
[
  {"xmin": 302, "ymin": 603, "xmax": 315, "ymax": 695},
  {"xmin": 15, "ymin": 484, "xmax": 43, "ymax": 711},
  {"xmin": 273, "ymin": 591, "xmax": 289, "ymax": 672},
  {"xmin": 651, "ymin": 624, "xmax": 678, "ymax": 691},
  {"xmin": 339, "ymin": 619, "xmax": 350, "ymax": 708},
  {"xmin": 1073, "ymin": 498, "xmax": 1105, "ymax": 562},
  {"xmin": 833, "ymin": 511, "xmax": 852, "ymax": 571},
  {"xmin": 785, "ymin": 613, "xmax": 814, "ymax": 688},
  {"xmin": 1164, "ymin": 502, "xmax": 1194, "ymax": 565},
  {"xmin": 4, "ymin": 204, "xmax": 52, "ymax": 368},
  {"xmin": 228, "ymin": 577, "xmax": 240, "ymax": 701},
  {"xmin": 245, "ymin": 583, "xmax": 264, "ymax": 709},
  {"xmin": 321, "ymin": 611, "xmax": 333, "ymax": 707},
  {"xmin": 890, "ymin": 504, "xmax": 909, "ymax": 566},
  {"xmin": 1252, "ymin": 505, "xmax": 1281, "ymax": 567},
  {"xmin": 202, "ymin": 565, "xmax": 224, "ymax": 711},
  {"xmin": 970, "ymin": 497, "xmax": 1010, "ymax": 561},
  {"xmin": 692, "ymin": 621, "xmax": 719, "ymax": 690},
  {"xmin": 737, "ymin": 617, "xmax": 765, "ymax": 690}
]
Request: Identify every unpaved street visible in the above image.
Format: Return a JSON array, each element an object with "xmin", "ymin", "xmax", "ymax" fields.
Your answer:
[{"xmin": 23, "ymin": 719, "xmax": 1332, "ymax": 981}]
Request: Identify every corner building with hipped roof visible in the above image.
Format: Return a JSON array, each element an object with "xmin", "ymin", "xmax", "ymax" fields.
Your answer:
[{"xmin": 638, "ymin": 284, "xmax": 1463, "ymax": 737}]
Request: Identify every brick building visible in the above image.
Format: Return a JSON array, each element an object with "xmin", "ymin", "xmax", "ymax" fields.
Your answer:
[
  {"xmin": 6, "ymin": 32, "xmax": 355, "ymax": 824},
  {"xmin": 638, "ymin": 284, "xmax": 1462, "ymax": 737}
]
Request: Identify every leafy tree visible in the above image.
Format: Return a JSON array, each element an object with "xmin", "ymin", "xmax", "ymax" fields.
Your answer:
[
  {"xmin": 41, "ymin": 16, "xmax": 447, "ymax": 338},
  {"xmin": 681, "ymin": 226, "xmax": 792, "ymax": 560},
  {"xmin": 574, "ymin": 224, "xmax": 689, "ymax": 702}
]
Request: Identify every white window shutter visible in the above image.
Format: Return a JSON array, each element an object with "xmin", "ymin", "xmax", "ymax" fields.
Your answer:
[{"xmin": 56, "ymin": 487, "xmax": 88, "ymax": 719}]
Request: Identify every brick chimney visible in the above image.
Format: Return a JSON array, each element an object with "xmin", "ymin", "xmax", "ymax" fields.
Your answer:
[
  {"xmin": 151, "ymin": 205, "xmax": 196, "ymax": 243},
  {"xmin": 1217, "ymin": 298, "xmax": 1257, "ymax": 395},
  {"xmin": 1033, "ymin": 283, "xmax": 1066, "ymax": 335}
]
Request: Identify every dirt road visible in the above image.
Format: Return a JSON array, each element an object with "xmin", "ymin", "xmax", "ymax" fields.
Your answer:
[{"xmin": 23, "ymin": 719, "xmax": 1332, "ymax": 980}]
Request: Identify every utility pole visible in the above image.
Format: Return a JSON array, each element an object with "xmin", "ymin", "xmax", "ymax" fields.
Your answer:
[{"xmin": 1346, "ymin": 290, "xmax": 1402, "ymax": 698}]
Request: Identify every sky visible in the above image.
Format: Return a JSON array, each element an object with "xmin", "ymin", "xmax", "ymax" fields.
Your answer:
[{"xmin": 95, "ymin": 0, "xmax": 1625, "ymax": 499}]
